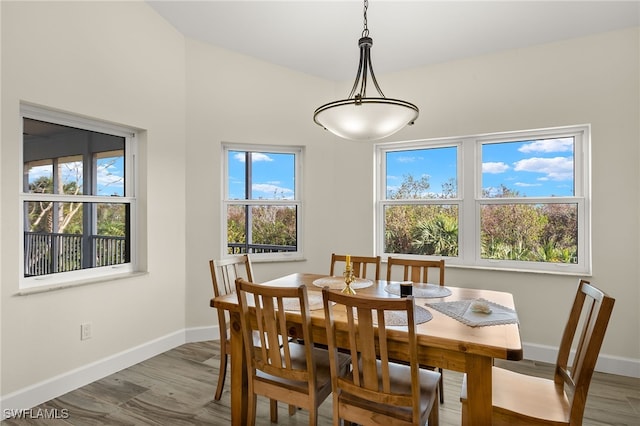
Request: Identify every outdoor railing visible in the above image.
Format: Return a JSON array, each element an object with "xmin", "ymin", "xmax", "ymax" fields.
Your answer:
[
  {"xmin": 227, "ymin": 243, "xmax": 297, "ymax": 254},
  {"xmin": 24, "ymin": 233, "xmax": 294, "ymax": 277},
  {"xmin": 24, "ymin": 232, "xmax": 127, "ymax": 277}
]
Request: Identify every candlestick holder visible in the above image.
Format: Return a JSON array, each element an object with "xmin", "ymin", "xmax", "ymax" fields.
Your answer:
[{"xmin": 342, "ymin": 264, "xmax": 357, "ymax": 294}]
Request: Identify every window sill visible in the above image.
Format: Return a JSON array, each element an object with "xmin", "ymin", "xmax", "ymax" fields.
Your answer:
[{"xmin": 15, "ymin": 271, "xmax": 148, "ymax": 296}]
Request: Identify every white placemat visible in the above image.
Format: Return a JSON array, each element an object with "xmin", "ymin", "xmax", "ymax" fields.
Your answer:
[
  {"xmin": 385, "ymin": 282, "xmax": 452, "ymax": 298},
  {"xmin": 282, "ymin": 293, "xmax": 325, "ymax": 311},
  {"xmin": 426, "ymin": 298, "xmax": 518, "ymax": 327},
  {"xmin": 312, "ymin": 276, "xmax": 374, "ymax": 290},
  {"xmin": 355, "ymin": 305, "xmax": 433, "ymax": 326}
]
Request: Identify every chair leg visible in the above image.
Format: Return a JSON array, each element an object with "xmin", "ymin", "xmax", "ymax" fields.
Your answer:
[
  {"xmin": 248, "ymin": 393, "xmax": 257, "ymax": 425},
  {"xmin": 460, "ymin": 400, "xmax": 469, "ymax": 426},
  {"xmin": 429, "ymin": 392, "xmax": 440, "ymax": 426},
  {"xmin": 288, "ymin": 404, "xmax": 297, "ymax": 416},
  {"xmin": 270, "ymin": 400, "xmax": 278, "ymax": 422},
  {"xmin": 214, "ymin": 353, "xmax": 227, "ymax": 400},
  {"xmin": 308, "ymin": 407, "xmax": 318, "ymax": 426},
  {"xmin": 438, "ymin": 367, "xmax": 444, "ymax": 404}
]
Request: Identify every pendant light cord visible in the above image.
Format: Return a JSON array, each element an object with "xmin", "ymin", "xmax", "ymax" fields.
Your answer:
[{"xmin": 362, "ymin": 0, "xmax": 369, "ymax": 38}]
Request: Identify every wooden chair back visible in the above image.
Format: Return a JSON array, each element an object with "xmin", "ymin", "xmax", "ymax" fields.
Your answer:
[
  {"xmin": 556, "ymin": 279, "xmax": 615, "ymax": 423},
  {"xmin": 210, "ymin": 255, "xmax": 254, "ymax": 340},
  {"xmin": 386, "ymin": 257, "xmax": 445, "ymax": 285},
  {"xmin": 329, "ymin": 253, "xmax": 381, "ymax": 280},
  {"xmin": 208, "ymin": 255, "xmax": 254, "ymax": 400},
  {"xmin": 210, "ymin": 254, "xmax": 254, "ymax": 298},
  {"xmin": 461, "ymin": 279, "xmax": 615, "ymax": 425},
  {"xmin": 236, "ymin": 278, "xmax": 332, "ymax": 425},
  {"xmin": 322, "ymin": 288, "xmax": 440, "ymax": 425}
]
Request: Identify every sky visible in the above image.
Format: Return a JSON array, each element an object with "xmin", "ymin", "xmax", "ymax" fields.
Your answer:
[
  {"xmin": 28, "ymin": 137, "xmax": 573, "ymax": 201},
  {"xmin": 27, "ymin": 156, "xmax": 125, "ymax": 197},
  {"xmin": 481, "ymin": 137, "xmax": 574, "ymax": 197},
  {"xmin": 226, "ymin": 137, "xmax": 575, "ymax": 201},
  {"xmin": 227, "ymin": 151, "xmax": 295, "ymax": 200},
  {"xmin": 386, "ymin": 137, "xmax": 575, "ymax": 199}
]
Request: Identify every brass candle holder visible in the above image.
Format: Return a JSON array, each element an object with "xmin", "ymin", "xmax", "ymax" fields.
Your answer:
[{"xmin": 342, "ymin": 263, "xmax": 356, "ymax": 295}]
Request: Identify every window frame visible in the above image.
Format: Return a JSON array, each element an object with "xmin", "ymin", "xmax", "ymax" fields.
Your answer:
[
  {"xmin": 376, "ymin": 125, "xmax": 591, "ymax": 275},
  {"xmin": 19, "ymin": 104, "xmax": 139, "ymax": 290},
  {"xmin": 221, "ymin": 143, "xmax": 304, "ymax": 262}
]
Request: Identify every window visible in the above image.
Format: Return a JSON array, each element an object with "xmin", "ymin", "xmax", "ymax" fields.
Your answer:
[
  {"xmin": 20, "ymin": 105, "xmax": 137, "ymax": 288},
  {"xmin": 222, "ymin": 144, "xmax": 303, "ymax": 261},
  {"xmin": 376, "ymin": 125, "xmax": 590, "ymax": 274}
]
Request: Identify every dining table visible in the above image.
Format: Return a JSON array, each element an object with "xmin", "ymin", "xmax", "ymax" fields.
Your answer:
[{"xmin": 211, "ymin": 273, "xmax": 523, "ymax": 425}]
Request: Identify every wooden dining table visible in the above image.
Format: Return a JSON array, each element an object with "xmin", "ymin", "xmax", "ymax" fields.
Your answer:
[{"xmin": 212, "ymin": 273, "xmax": 523, "ymax": 425}]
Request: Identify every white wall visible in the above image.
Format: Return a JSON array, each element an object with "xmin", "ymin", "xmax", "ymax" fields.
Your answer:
[
  {"xmin": 1, "ymin": 0, "xmax": 638, "ymax": 412},
  {"xmin": 184, "ymin": 27, "xmax": 640, "ymax": 374},
  {"xmin": 1, "ymin": 0, "xmax": 187, "ymax": 398},
  {"xmin": 386, "ymin": 28, "xmax": 640, "ymax": 366}
]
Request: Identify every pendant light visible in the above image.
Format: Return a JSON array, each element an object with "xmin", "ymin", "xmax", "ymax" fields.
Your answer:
[{"xmin": 313, "ymin": 0, "xmax": 419, "ymax": 141}]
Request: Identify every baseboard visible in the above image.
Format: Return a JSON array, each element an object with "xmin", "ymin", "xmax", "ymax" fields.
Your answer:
[
  {"xmin": 185, "ymin": 325, "xmax": 219, "ymax": 343},
  {"xmin": 523, "ymin": 342, "xmax": 640, "ymax": 378},
  {"xmin": 1, "ymin": 326, "xmax": 220, "ymax": 420}
]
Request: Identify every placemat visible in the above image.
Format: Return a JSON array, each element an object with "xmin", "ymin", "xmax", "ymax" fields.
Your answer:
[
  {"xmin": 385, "ymin": 282, "xmax": 452, "ymax": 298},
  {"xmin": 355, "ymin": 305, "xmax": 433, "ymax": 326},
  {"xmin": 426, "ymin": 298, "xmax": 518, "ymax": 327},
  {"xmin": 282, "ymin": 293, "xmax": 325, "ymax": 311},
  {"xmin": 312, "ymin": 276, "xmax": 374, "ymax": 290}
]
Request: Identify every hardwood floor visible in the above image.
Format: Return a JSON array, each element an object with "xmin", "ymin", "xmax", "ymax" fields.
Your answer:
[{"xmin": 4, "ymin": 341, "xmax": 639, "ymax": 425}]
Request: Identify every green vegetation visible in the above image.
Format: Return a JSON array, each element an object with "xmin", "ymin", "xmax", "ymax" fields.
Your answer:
[
  {"xmin": 27, "ymin": 176, "xmax": 126, "ymax": 237},
  {"xmin": 225, "ymin": 174, "xmax": 577, "ymax": 263},
  {"xmin": 385, "ymin": 176, "xmax": 577, "ymax": 264},
  {"xmin": 227, "ymin": 205, "xmax": 297, "ymax": 253}
]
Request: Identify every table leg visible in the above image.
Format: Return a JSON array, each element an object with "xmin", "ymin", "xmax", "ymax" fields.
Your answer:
[
  {"xmin": 229, "ymin": 311, "xmax": 248, "ymax": 426},
  {"xmin": 465, "ymin": 354, "xmax": 493, "ymax": 425}
]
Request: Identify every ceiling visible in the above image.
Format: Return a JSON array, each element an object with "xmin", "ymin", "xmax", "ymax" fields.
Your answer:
[{"xmin": 147, "ymin": 1, "xmax": 639, "ymax": 81}]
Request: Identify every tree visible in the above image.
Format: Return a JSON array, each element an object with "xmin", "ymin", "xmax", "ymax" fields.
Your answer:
[
  {"xmin": 412, "ymin": 213, "xmax": 459, "ymax": 256},
  {"xmin": 27, "ymin": 176, "xmax": 82, "ymax": 234},
  {"xmin": 385, "ymin": 175, "xmax": 459, "ymax": 254}
]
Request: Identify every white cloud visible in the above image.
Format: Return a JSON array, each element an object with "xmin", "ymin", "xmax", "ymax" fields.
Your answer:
[
  {"xmin": 252, "ymin": 183, "xmax": 294, "ymax": 198},
  {"xmin": 27, "ymin": 165, "xmax": 52, "ymax": 181},
  {"xmin": 513, "ymin": 156, "xmax": 573, "ymax": 181},
  {"xmin": 96, "ymin": 166, "xmax": 124, "ymax": 194},
  {"xmin": 514, "ymin": 182, "xmax": 542, "ymax": 187},
  {"xmin": 396, "ymin": 155, "xmax": 422, "ymax": 163},
  {"xmin": 519, "ymin": 138, "xmax": 573, "ymax": 153},
  {"xmin": 482, "ymin": 161, "xmax": 510, "ymax": 174},
  {"xmin": 233, "ymin": 152, "xmax": 273, "ymax": 163}
]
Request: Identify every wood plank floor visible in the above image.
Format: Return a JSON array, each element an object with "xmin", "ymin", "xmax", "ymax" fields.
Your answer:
[{"xmin": 4, "ymin": 340, "xmax": 639, "ymax": 425}]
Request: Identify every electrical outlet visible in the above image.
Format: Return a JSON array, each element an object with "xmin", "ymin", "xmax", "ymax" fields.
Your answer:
[{"xmin": 80, "ymin": 322, "xmax": 92, "ymax": 340}]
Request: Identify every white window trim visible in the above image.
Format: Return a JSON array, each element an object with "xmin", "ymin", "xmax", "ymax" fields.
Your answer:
[
  {"xmin": 221, "ymin": 143, "xmax": 304, "ymax": 262},
  {"xmin": 375, "ymin": 125, "xmax": 591, "ymax": 275},
  {"xmin": 19, "ymin": 104, "xmax": 139, "ymax": 290}
]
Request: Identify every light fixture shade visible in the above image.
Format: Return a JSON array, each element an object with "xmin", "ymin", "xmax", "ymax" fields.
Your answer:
[{"xmin": 314, "ymin": 97, "xmax": 419, "ymax": 141}]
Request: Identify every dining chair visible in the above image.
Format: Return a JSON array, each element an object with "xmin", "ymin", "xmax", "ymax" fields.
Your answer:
[
  {"xmin": 386, "ymin": 256, "xmax": 446, "ymax": 403},
  {"xmin": 209, "ymin": 255, "xmax": 279, "ymax": 420},
  {"xmin": 236, "ymin": 278, "xmax": 350, "ymax": 426},
  {"xmin": 460, "ymin": 279, "xmax": 615, "ymax": 425},
  {"xmin": 386, "ymin": 257, "xmax": 445, "ymax": 286},
  {"xmin": 209, "ymin": 255, "xmax": 255, "ymax": 401},
  {"xmin": 329, "ymin": 253, "xmax": 381, "ymax": 280},
  {"xmin": 322, "ymin": 288, "xmax": 441, "ymax": 426}
]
